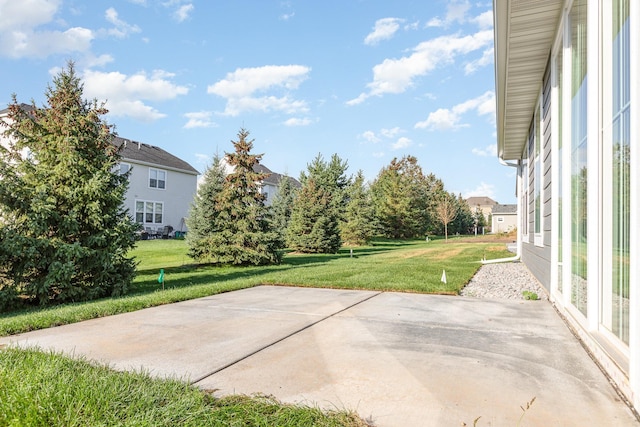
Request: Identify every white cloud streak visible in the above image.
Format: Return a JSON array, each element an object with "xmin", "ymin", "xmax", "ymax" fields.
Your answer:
[
  {"xmin": 83, "ymin": 69, "xmax": 189, "ymax": 122},
  {"xmin": 364, "ymin": 18, "xmax": 404, "ymax": 46},
  {"xmin": 207, "ymin": 65, "xmax": 311, "ymax": 116},
  {"xmin": 415, "ymin": 91, "xmax": 495, "ymax": 131},
  {"xmin": 347, "ymin": 30, "xmax": 493, "ymax": 105},
  {"xmin": 184, "ymin": 111, "xmax": 216, "ymax": 129}
]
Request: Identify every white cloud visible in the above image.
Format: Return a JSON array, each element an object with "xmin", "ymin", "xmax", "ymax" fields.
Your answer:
[
  {"xmin": 472, "ymin": 143, "xmax": 497, "ymax": 157},
  {"xmin": 83, "ymin": 69, "xmax": 189, "ymax": 122},
  {"xmin": 463, "ymin": 182, "xmax": 496, "ymax": 200},
  {"xmin": 184, "ymin": 111, "xmax": 216, "ymax": 129},
  {"xmin": 471, "ymin": 10, "xmax": 494, "ymax": 29},
  {"xmin": 360, "ymin": 130, "xmax": 380, "ymax": 143},
  {"xmin": 415, "ymin": 91, "xmax": 495, "ymax": 130},
  {"xmin": 372, "ymin": 151, "xmax": 385, "ymax": 158},
  {"xmin": 104, "ymin": 7, "xmax": 141, "ymax": 38},
  {"xmin": 392, "ymin": 137, "xmax": 412, "ymax": 150},
  {"xmin": 284, "ymin": 117, "xmax": 312, "ymax": 126},
  {"xmin": 0, "ymin": 0, "xmax": 59, "ymax": 31},
  {"xmin": 0, "ymin": 0, "xmax": 96, "ymax": 59},
  {"xmin": 207, "ymin": 65, "xmax": 311, "ymax": 116},
  {"xmin": 174, "ymin": 4, "xmax": 193, "ymax": 22},
  {"xmin": 426, "ymin": 0, "xmax": 471, "ymax": 28},
  {"xmin": 280, "ymin": 12, "xmax": 295, "ymax": 21},
  {"xmin": 445, "ymin": 1, "xmax": 471, "ymax": 25},
  {"xmin": 464, "ymin": 47, "xmax": 494, "ymax": 74},
  {"xmin": 347, "ymin": 30, "xmax": 493, "ymax": 105},
  {"xmin": 380, "ymin": 127, "xmax": 401, "ymax": 138},
  {"xmin": 364, "ymin": 17, "xmax": 404, "ymax": 46}
]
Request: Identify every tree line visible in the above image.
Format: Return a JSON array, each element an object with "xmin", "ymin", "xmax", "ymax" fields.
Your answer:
[{"xmin": 186, "ymin": 128, "xmax": 486, "ymax": 264}]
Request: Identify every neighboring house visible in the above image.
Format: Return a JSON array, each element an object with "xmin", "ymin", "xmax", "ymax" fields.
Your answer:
[
  {"xmin": 113, "ymin": 137, "xmax": 198, "ymax": 235},
  {"xmin": 0, "ymin": 106, "xmax": 198, "ymax": 235},
  {"xmin": 253, "ymin": 163, "xmax": 300, "ymax": 206},
  {"xmin": 465, "ymin": 196, "xmax": 497, "ymax": 223},
  {"xmin": 490, "ymin": 204, "xmax": 517, "ymax": 234},
  {"xmin": 494, "ymin": 0, "xmax": 638, "ymax": 411}
]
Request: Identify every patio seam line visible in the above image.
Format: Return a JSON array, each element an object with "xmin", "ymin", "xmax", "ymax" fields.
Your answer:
[{"xmin": 189, "ymin": 290, "xmax": 384, "ymax": 386}]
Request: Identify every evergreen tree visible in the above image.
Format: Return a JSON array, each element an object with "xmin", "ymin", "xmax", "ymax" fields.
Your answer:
[
  {"xmin": 287, "ymin": 178, "xmax": 341, "ymax": 253},
  {"xmin": 0, "ymin": 62, "xmax": 137, "ymax": 308},
  {"xmin": 450, "ymin": 194, "xmax": 474, "ymax": 235},
  {"xmin": 270, "ymin": 175, "xmax": 297, "ymax": 240},
  {"xmin": 341, "ymin": 170, "xmax": 375, "ymax": 246},
  {"xmin": 288, "ymin": 153, "xmax": 348, "ymax": 253},
  {"xmin": 185, "ymin": 153, "xmax": 226, "ymax": 259},
  {"xmin": 370, "ymin": 156, "xmax": 438, "ymax": 238},
  {"xmin": 194, "ymin": 129, "xmax": 282, "ymax": 265}
]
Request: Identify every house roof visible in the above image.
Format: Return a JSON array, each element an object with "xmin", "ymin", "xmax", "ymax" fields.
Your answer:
[
  {"xmin": 113, "ymin": 137, "xmax": 199, "ymax": 175},
  {"xmin": 1, "ymin": 105, "xmax": 198, "ymax": 176},
  {"xmin": 253, "ymin": 163, "xmax": 301, "ymax": 188},
  {"xmin": 492, "ymin": 204, "xmax": 517, "ymax": 214},
  {"xmin": 466, "ymin": 196, "xmax": 497, "ymax": 207},
  {"xmin": 493, "ymin": 0, "xmax": 563, "ymax": 161}
]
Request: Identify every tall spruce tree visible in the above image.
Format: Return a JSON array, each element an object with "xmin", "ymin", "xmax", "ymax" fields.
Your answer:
[
  {"xmin": 0, "ymin": 62, "xmax": 137, "ymax": 308},
  {"xmin": 341, "ymin": 170, "xmax": 375, "ymax": 246},
  {"xmin": 194, "ymin": 128, "xmax": 282, "ymax": 265},
  {"xmin": 288, "ymin": 153, "xmax": 348, "ymax": 253},
  {"xmin": 270, "ymin": 175, "xmax": 297, "ymax": 241},
  {"xmin": 185, "ymin": 153, "xmax": 226, "ymax": 259},
  {"xmin": 287, "ymin": 178, "xmax": 341, "ymax": 253}
]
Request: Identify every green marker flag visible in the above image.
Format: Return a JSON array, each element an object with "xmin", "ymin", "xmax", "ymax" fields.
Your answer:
[{"xmin": 158, "ymin": 269, "xmax": 165, "ymax": 284}]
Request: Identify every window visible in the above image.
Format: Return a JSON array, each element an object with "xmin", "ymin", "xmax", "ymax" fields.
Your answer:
[
  {"xmin": 118, "ymin": 163, "xmax": 131, "ymax": 175},
  {"xmin": 521, "ymin": 159, "xmax": 529, "ymax": 242},
  {"xmin": 601, "ymin": 0, "xmax": 630, "ymax": 345},
  {"xmin": 570, "ymin": 0, "xmax": 588, "ymax": 316},
  {"xmin": 149, "ymin": 168, "xmax": 166, "ymax": 189},
  {"xmin": 135, "ymin": 200, "xmax": 163, "ymax": 224},
  {"xmin": 533, "ymin": 100, "xmax": 543, "ymax": 244},
  {"xmin": 554, "ymin": 41, "xmax": 564, "ymax": 294}
]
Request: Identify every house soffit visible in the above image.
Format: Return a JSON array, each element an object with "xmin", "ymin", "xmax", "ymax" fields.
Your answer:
[{"xmin": 494, "ymin": 0, "xmax": 563, "ymax": 161}]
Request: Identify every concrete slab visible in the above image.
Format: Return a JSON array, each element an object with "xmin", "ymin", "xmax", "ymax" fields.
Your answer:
[
  {"xmin": 0, "ymin": 286, "xmax": 378, "ymax": 381},
  {"xmin": 1, "ymin": 286, "xmax": 637, "ymax": 426}
]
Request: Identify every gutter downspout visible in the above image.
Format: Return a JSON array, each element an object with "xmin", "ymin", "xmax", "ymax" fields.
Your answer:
[{"xmin": 481, "ymin": 159, "xmax": 521, "ymax": 264}]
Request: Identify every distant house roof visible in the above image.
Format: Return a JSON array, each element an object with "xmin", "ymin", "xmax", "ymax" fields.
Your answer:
[
  {"xmin": 113, "ymin": 137, "xmax": 199, "ymax": 175},
  {"xmin": 1, "ymin": 106, "xmax": 198, "ymax": 176},
  {"xmin": 466, "ymin": 196, "xmax": 497, "ymax": 206},
  {"xmin": 492, "ymin": 204, "xmax": 517, "ymax": 214},
  {"xmin": 253, "ymin": 163, "xmax": 301, "ymax": 188}
]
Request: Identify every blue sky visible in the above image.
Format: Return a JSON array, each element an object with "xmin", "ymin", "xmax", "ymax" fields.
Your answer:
[{"xmin": 0, "ymin": 0, "xmax": 515, "ymax": 203}]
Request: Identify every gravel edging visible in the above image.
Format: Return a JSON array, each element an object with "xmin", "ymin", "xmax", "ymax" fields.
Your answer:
[{"xmin": 460, "ymin": 261, "xmax": 548, "ymax": 301}]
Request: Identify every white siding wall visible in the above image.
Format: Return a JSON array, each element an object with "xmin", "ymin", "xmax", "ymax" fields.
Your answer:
[{"xmin": 124, "ymin": 162, "xmax": 197, "ymax": 233}]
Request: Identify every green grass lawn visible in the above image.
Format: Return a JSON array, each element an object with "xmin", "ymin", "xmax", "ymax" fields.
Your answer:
[
  {"xmin": 0, "ymin": 237, "xmax": 511, "ymax": 336},
  {"xmin": 0, "ymin": 347, "xmax": 368, "ymax": 427},
  {"xmin": 0, "ymin": 237, "xmax": 511, "ymax": 426}
]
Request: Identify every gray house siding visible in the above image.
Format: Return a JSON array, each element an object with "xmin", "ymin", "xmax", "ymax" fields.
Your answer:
[{"xmin": 522, "ymin": 62, "xmax": 552, "ymax": 291}]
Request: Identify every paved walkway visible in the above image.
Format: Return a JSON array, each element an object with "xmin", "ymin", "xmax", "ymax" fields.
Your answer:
[{"xmin": 1, "ymin": 286, "xmax": 638, "ymax": 426}]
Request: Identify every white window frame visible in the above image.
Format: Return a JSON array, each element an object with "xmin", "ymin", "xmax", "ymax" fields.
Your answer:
[
  {"xmin": 135, "ymin": 200, "xmax": 164, "ymax": 225},
  {"xmin": 149, "ymin": 168, "xmax": 166, "ymax": 189},
  {"xmin": 534, "ymin": 96, "xmax": 544, "ymax": 247}
]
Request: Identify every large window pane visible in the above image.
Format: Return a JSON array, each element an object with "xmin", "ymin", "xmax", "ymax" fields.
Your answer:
[
  {"xmin": 604, "ymin": 0, "xmax": 630, "ymax": 344},
  {"xmin": 570, "ymin": 0, "xmax": 588, "ymax": 316}
]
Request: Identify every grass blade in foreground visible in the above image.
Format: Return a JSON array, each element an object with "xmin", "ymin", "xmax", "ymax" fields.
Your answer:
[{"xmin": 0, "ymin": 347, "xmax": 369, "ymax": 427}]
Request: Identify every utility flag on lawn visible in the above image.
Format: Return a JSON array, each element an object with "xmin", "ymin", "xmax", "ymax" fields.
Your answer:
[
  {"xmin": 441, "ymin": 270, "xmax": 447, "ymax": 284},
  {"xmin": 158, "ymin": 269, "xmax": 165, "ymax": 284}
]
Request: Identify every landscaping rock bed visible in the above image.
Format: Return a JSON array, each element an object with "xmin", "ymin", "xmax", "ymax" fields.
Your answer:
[{"xmin": 461, "ymin": 262, "xmax": 549, "ymax": 301}]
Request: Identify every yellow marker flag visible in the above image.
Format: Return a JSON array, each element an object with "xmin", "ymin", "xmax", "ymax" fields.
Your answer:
[{"xmin": 441, "ymin": 270, "xmax": 447, "ymax": 284}]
